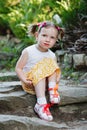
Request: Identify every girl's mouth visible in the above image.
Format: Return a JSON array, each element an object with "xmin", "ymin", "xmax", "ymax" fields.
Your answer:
[{"xmin": 43, "ymin": 43, "xmax": 49, "ymax": 46}]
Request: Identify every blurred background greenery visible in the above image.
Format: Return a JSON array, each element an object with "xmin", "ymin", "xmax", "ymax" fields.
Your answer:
[{"xmin": 0, "ymin": 0, "xmax": 87, "ymax": 71}]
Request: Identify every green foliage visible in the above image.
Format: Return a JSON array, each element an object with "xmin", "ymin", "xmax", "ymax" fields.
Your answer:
[
  {"xmin": 0, "ymin": 0, "xmax": 87, "ymax": 38},
  {"xmin": 62, "ymin": 67, "xmax": 74, "ymax": 78},
  {"xmin": 79, "ymin": 0, "xmax": 87, "ymax": 15},
  {"xmin": 0, "ymin": 35, "xmax": 36, "ymax": 70},
  {"xmin": 0, "ymin": 38, "xmax": 18, "ymax": 70},
  {"xmin": 0, "ymin": 0, "xmax": 20, "ymax": 13},
  {"xmin": 56, "ymin": 0, "xmax": 87, "ymax": 27},
  {"xmin": 0, "ymin": 0, "xmax": 87, "ymax": 71}
]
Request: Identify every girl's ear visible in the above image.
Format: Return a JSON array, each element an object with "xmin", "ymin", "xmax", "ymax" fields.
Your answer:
[{"xmin": 35, "ymin": 32, "xmax": 38, "ymax": 38}]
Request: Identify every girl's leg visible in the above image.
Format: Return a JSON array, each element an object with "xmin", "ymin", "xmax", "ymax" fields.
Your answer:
[
  {"xmin": 35, "ymin": 78, "xmax": 46, "ymax": 98},
  {"xmin": 48, "ymin": 71, "xmax": 60, "ymax": 104},
  {"xmin": 34, "ymin": 78, "xmax": 53, "ymax": 121},
  {"xmin": 48, "ymin": 71, "xmax": 57, "ymax": 88},
  {"xmin": 34, "ymin": 78, "xmax": 47, "ymax": 104}
]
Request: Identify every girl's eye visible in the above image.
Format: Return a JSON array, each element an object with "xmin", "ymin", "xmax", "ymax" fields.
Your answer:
[
  {"xmin": 51, "ymin": 36, "xmax": 55, "ymax": 39},
  {"xmin": 42, "ymin": 34, "xmax": 46, "ymax": 37}
]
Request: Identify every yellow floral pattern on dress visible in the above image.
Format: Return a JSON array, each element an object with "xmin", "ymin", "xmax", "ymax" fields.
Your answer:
[{"xmin": 21, "ymin": 58, "xmax": 61, "ymax": 95}]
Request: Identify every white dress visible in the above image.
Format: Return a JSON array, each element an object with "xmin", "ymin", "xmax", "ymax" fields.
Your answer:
[{"xmin": 23, "ymin": 44, "xmax": 56, "ymax": 72}]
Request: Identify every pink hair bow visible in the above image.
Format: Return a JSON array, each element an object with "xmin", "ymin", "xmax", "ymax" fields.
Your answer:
[
  {"xmin": 55, "ymin": 26, "xmax": 61, "ymax": 31},
  {"xmin": 37, "ymin": 22, "xmax": 46, "ymax": 27}
]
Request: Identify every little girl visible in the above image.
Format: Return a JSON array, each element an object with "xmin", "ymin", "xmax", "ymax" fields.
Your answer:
[{"xmin": 15, "ymin": 21, "xmax": 64, "ymax": 121}]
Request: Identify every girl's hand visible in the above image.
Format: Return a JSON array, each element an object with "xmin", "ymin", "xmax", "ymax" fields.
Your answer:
[{"xmin": 23, "ymin": 79, "xmax": 33, "ymax": 86}]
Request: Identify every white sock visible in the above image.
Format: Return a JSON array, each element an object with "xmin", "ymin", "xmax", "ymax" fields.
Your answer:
[
  {"xmin": 48, "ymin": 82, "xmax": 56, "ymax": 88},
  {"xmin": 37, "ymin": 97, "xmax": 47, "ymax": 105},
  {"xmin": 48, "ymin": 82, "xmax": 56, "ymax": 94}
]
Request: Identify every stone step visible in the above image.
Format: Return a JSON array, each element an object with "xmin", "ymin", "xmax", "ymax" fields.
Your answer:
[
  {"xmin": 0, "ymin": 82, "xmax": 87, "ymax": 121},
  {"xmin": 0, "ymin": 114, "xmax": 87, "ymax": 130},
  {"xmin": 0, "ymin": 81, "xmax": 87, "ymax": 111},
  {"xmin": 0, "ymin": 97, "xmax": 27, "ymax": 112},
  {"xmin": 0, "ymin": 81, "xmax": 24, "ymax": 93},
  {"xmin": 0, "ymin": 90, "xmax": 26, "ymax": 97},
  {"xmin": 0, "ymin": 72, "xmax": 87, "ymax": 129},
  {"xmin": 0, "ymin": 71, "xmax": 87, "ymax": 105},
  {"xmin": 0, "ymin": 81, "xmax": 87, "ymax": 104},
  {"xmin": 59, "ymin": 85, "xmax": 87, "ymax": 105},
  {"xmin": 0, "ymin": 81, "xmax": 36, "ymax": 112},
  {"xmin": 0, "ymin": 81, "xmax": 26, "ymax": 97},
  {"xmin": 0, "ymin": 72, "xmax": 18, "ymax": 81}
]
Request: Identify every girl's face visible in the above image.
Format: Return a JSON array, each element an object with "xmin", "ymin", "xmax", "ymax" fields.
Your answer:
[{"xmin": 36, "ymin": 26, "xmax": 58, "ymax": 52}]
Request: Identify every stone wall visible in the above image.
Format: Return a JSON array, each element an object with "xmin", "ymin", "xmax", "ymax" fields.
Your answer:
[{"xmin": 55, "ymin": 51, "xmax": 87, "ymax": 69}]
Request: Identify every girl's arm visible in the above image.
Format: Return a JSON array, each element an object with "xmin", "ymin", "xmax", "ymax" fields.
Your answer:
[{"xmin": 15, "ymin": 49, "xmax": 32, "ymax": 86}]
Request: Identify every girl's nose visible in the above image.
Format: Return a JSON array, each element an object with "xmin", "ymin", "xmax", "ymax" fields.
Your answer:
[{"xmin": 46, "ymin": 37, "xmax": 50, "ymax": 41}]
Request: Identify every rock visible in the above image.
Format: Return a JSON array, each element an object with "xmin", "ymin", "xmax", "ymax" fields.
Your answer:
[
  {"xmin": 0, "ymin": 72, "xmax": 87, "ymax": 129},
  {"xmin": 63, "ymin": 53, "xmax": 73, "ymax": 68},
  {"xmin": 55, "ymin": 50, "xmax": 68, "ymax": 63},
  {"xmin": 0, "ymin": 72, "xmax": 18, "ymax": 81},
  {"xmin": 0, "ymin": 81, "xmax": 36, "ymax": 112},
  {"xmin": 59, "ymin": 85, "xmax": 87, "ymax": 105},
  {"xmin": 73, "ymin": 54, "xmax": 86, "ymax": 69},
  {"xmin": 0, "ymin": 80, "xmax": 87, "ymax": 108},
  {"xmin": 0, "ymin": 115, "xmax": 87, "ymax": 130},
  {"xmin": 79, "ymin": 72, "xmax": 87, "ymax": 85},
  {"xmin": 0, "ymin": 115, "xmax": 70, "ymax": 130},
  {"xmin": 84, "ymin": 56, "xmax": 87, "ymax": 66}
]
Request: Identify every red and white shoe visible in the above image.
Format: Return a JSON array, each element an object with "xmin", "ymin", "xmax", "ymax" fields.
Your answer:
[
  {"xmin": 34, "ymin": 103, "xmax": 53, "ymax": 121},
  {"xmin": 49, "ymin": 84, "xmax": 60, "ymax": 104}
]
